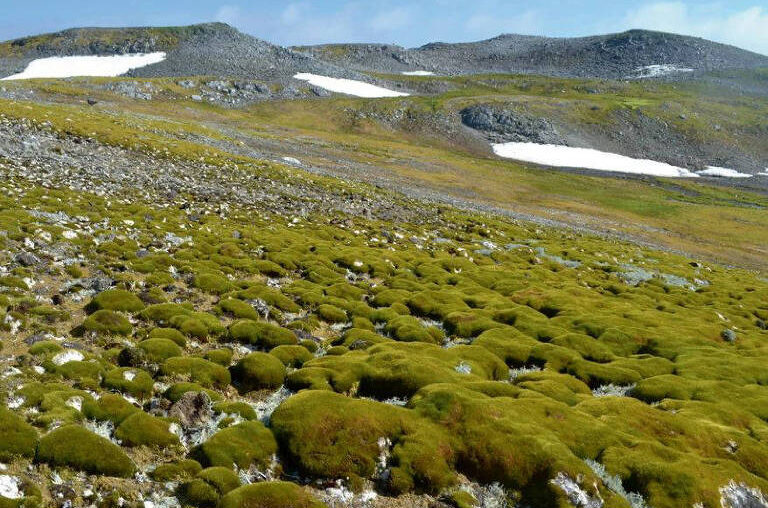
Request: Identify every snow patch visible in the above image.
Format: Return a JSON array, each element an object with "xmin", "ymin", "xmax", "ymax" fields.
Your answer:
[
  {"xmin": 402, "ymin": 70, "xmax": 434, "ymax": 76},
  {"xmin": 697, "ymin": 166, "xmax": 752, "ymax": 178},
  {"xmin": 282, "ymin": 157, "xmax": 303, "ymax": 166},
  {"xmin": 294, "ymin": 73, "xmax": 409, "ymax": 98},
  {"xmin": 0, "ymin": 475, "xmax": 22, "ymax": 500},
  {"xmin": 631, "ymin": 64, "xmax": 694, "ymax": 78},
  {"xmin": 2, "ymin": 52, "xmax": 167, "ymax": 80},
  {"xmin": 52, "ymin": 349, "xmax": 84, "ymax": 366},
  {"xmin": 492, "ymin": 142, "xmax": 698, "ymax": 178}
]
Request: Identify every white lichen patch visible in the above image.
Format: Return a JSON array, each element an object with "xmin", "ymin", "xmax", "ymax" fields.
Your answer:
[
  {"xmin": 252, "ymin": 386, "xmax": 293, "ymax": 424},
  {"xmin": 123, "ymin": 370, "xmax": 137, "ymax": 381},
  {"xmin": 65, "ymin": 396, "xmax": 83, "ymax": 412},
  {"xmin": 7, "ymin": 395, "xmax": 24, "ymax": 409},
  {"xmin": 591, "ymin": 384, "xmax": 636, "ymax": 398},
  {"xmin": 0, "ymin": 475, "xmax": 22, "ymax": 499},
  {"xmin": 52, "ymin": 349, "xmax": 84, "ymax": 366},
  {"xmin": 720, "ymin": 480, "xmax": 768, "ymax": 508},
  {"xmin": 455, "ymin": 361, "xmax": 472, "ymax": 375},
  {"xmin": 551, "ymin": 472, "xmax": 603, "ymax": 508}
]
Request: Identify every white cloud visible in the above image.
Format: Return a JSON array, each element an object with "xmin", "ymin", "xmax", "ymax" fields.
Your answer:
[
  {"xmin": 624, "ymin": 2, "xmax": 768, "ymax": 55},
  {"xmin": 215, "ymin": 5, "xmax": 241, "ymax": 25}
]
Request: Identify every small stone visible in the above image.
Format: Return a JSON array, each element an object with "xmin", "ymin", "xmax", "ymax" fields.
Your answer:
[{"xmin": 721, "ymin": 329, "xmax": 737, "ymax": 343}]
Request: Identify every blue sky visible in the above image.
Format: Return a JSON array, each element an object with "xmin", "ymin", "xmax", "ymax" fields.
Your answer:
[{"xmin": 2, "ymin": 1, "xmax": 767, "ymax": 54}]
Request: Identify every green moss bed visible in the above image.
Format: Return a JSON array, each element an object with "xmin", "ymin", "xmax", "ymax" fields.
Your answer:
[{"xmin": 0, "ymin": 162, "xmax": 766, "ymax": 508}]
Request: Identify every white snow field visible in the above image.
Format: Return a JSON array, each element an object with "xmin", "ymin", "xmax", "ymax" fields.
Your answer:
[
  {"xmin": 1, "ymin": 52, "xmax": 166, "ymax": 80},
  {"xmin": 293, "ymin": 73, "xmax": 409, "ymax": 98},
  {"xmin": 697, "ymin": 166, "xmax": 753, "ymax": 178},
  {"xmin": 402, "ymin": 70, "xmax": 435, "ymax": 76},
  {"xmin": 491, "ymin": 142, "xmax": 699, "ymax": 178},
  {"xmin": 632, "ymin": 64, "xmax": 694, "ymax": 78}
]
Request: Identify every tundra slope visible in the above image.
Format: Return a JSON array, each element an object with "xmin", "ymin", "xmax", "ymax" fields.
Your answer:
[
  {"xmin": 0, "ymin": 23, "xmax": 355, "ymax": 83},
  {"xmin": 295, "ymin": 29, "xmax": 768, "ymax": 79}
]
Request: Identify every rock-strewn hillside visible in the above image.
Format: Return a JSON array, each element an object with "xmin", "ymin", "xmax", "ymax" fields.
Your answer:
[
  {"xmin": 296, "ymin": 29, "xmax": 768, "ymax": 78},
  {"xmin": 0, "ymin": 23, "xmax": 352, "ymax": 81}
]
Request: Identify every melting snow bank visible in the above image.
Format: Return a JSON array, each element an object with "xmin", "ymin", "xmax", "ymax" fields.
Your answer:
[
  {"xmin": 1, "ymin": 52, "xmax": 166, "ymax": 80},
  {"xmin": 293, "ymin": 73, "xmax": 409, "ymax": 98},
  {"xmin": 492, "ymin": 142, "xmax": 698, "ymax": 178},
  {"xmin": 631, "ymin": 64, "xmax": 694, "ymax": 78},
  {"xmin": 697, "ymin": 166, "xmax": 752, "ymax": 178},
  {"xmin": 402, "ymin": 70, "xmax": 434, "ymax": 76}
]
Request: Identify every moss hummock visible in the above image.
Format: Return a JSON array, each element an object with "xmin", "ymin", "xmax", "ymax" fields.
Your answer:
[
  {"xmin": 0, "ymin": 408, "xmax": 38, "ymax": 460},
  {"xmin": 36, "ymin": 425, "xmax": 135, "ymax": 477},
  {"xmin": 230, "ymin": 352, "xmax": 286, "ymax": 392},
  {"xmin": 191, "ymin": 421, "xmax": 277, "ymax": 469},
  {"xmin": 218, "ymin": 482, "xmax": 327, "ymax": 508}
]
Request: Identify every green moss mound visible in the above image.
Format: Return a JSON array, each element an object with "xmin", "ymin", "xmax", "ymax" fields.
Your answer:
[
  {"xmin": 81, "ymin": 393, "xmax": 140, "ymax": 424},
  {"xmin": 191, "ymin": 421, "xmax": 277, "ymax": 469},
  {"xmin": 149, "ymin": 327, "xmax": 187, "ymax": 346},
  {"xmin": 269, "ymin": 345, "xmax": 313, "ymax": 367},
  {"xmin": 87, "ymin": 289, "xmax": 145, "ymax": 313},
  {"xmin": 193, "ymin": 272, "xmax": 232, "ymax": 295},
  {"xmin": 162, "ymin": 357, "xmax": 231, "ymax": 388},
  {"xmin": 103, "ymin": 367, "xmax": 154, "ymax": 398},
  {"xmin": 316, "ymin": 304, "xmax": 347, "ymax": 323},
  {"xmin": 271, "ymin": 390, "xmax": 455, "ymax": 493},
  {"xmin": 231, "ymin": 352, "xmax": 286, "ymax": 392},
  {"xmin": 139, "ymin": 338, "xmax": 183, "ymax": 362},
  {"xmin": 229, "ymin": 320, "xmax": 297, "ymax": 350},
  {"xmin": 115, "ymin": 411, "xmax": 179, "ymax": 447},
  {"xmin": 218, "ymin": 482, "xmax": 327, "ymax": 508},
  {"xmin": 82, "ymin": 309, "xmax": 132, "ymax": 336},
  {"xmin": 151, "ymin": 459, "xmax": 203, "ymax": 481},
  {"xmin": 36, "ymin": 424, "xmax": 135, "ymax": 477},
  {"xmin": 0, "ymin": 408, "xmax": 38, "ymax": 460}
]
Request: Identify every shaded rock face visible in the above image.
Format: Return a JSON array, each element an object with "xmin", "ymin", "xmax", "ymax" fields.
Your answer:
[
  {"xmin": 460, "ymin": 105, "xmax": 565, "ymax": 144},
  {"xmin": 169, "ymin": 391, "xmax": 213, "ymax": 429},
  {"xmin": 0, "ymin": 23, "xmax": 356, "ymax": 82},
  {"xmin": 299, "ymin": 29, "xmax": 768, "ymax": 79}
]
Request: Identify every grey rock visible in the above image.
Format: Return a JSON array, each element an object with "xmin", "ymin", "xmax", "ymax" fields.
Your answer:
[
  {"xmin": 14, "ymin": 251, "xmax": 40, "ymax": 266},
  {"xmin": 169, "ymin": 391, "xmax": 213, "ymax": 429}
]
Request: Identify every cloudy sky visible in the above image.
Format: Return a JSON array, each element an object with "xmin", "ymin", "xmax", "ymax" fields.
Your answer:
[{"xmin": 2, "ymin": 0, "xmax": 767, "ymax": 55}]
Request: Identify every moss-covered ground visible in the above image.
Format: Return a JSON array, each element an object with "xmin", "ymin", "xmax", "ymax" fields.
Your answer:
[{"xmin": 0, "ymin": 71, "xmax": 766, "ymax": 507}]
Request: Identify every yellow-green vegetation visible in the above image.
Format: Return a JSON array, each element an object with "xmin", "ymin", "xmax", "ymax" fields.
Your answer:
[
  {"xmin": 36, "ymin": 425, "xmax": 135, "ymax": 477},
  {"xmin": 218, "ymin": 482, "xmax": 327, "ymax": 508},
  {"xmin": 0, "ymin": 76, "xmax": 766, "ymax": 505},
  {"xmin": 191, "ymin": 421, "xmax": 277, "ymax": 469},
  {"xmin": 231, "ymin": 352, "xmax": 286, "ymax": 392}
]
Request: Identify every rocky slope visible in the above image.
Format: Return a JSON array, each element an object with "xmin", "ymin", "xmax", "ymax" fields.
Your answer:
[
  {"xmin": 296, "ymin": 29, "xmax": 768, "ymax": 79},
  {"xmin": 0, "ymin": 23, "xmax": 352, "ymax": 81}
]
